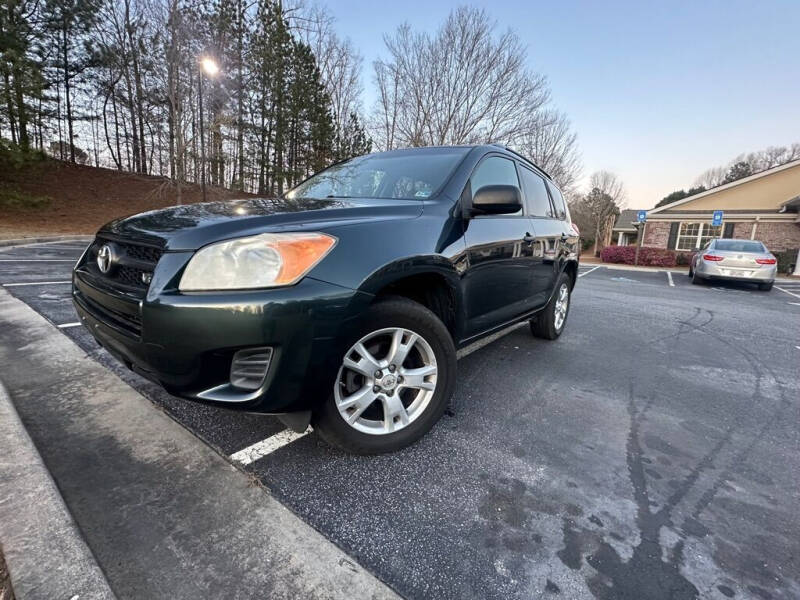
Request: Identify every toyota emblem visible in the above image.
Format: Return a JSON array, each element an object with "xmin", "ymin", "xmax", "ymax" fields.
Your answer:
[{"xmin": 96, "ymin": 244, "xmax": 115, "ymax": 274}]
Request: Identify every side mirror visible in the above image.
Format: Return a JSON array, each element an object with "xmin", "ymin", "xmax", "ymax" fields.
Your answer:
[{"xmin": 470, "ymin": 184, "xmax": 522, "ymax": 216}]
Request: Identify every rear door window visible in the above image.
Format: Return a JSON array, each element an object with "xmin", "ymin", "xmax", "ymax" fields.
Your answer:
[
  {"xmin": 546, "ymin": 181, "xmax": 567, "ymax": 220},
  {"xmin": 519, "ymin": 166, "xmax": 554, "ymax": 217}
]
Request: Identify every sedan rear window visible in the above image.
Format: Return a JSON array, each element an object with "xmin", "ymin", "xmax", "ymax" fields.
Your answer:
[
  {"xmin": 715, "ymin": 240, "xmax": 766, "ymax": 252},
  {"xmin": 287, "ymin": 149, "xmax": 469, "ymax": 201}
]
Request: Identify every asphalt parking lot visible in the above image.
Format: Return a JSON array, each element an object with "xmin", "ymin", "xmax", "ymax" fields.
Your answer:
[{"xmin": 2, "ymin": 241, "xmax": 799, "ymax": 600}]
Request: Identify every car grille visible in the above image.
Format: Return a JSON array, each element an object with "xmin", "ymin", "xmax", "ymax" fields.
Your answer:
[
  {"xmin": 73, "ymin": 236, "xmax": 166, "ymax": 339},
  {"xmin": 87, "ymin": 237, "xmax": 164, "ymax": 292}
]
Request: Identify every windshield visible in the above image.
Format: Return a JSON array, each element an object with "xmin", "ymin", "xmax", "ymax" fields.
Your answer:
[
  {"xmin": 714, "ymin": 240, "xmax": 766, "ymax": 253},
  {"xmin": 286, "ymin": 149, "xmax": 469, "ymax": 201}
]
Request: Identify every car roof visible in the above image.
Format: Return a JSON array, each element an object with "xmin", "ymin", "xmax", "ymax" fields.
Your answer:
[{"xmin": 366, "ymin": 144, "xmax": 554, "ymax": 184}]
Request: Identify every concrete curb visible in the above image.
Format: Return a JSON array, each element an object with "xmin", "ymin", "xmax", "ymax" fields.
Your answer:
[
  {"xmin": 0, "ymin": 380, "xmax": 116, "ymax": 600},
  {"xmin": 0, "ymin": 235, "xmax": 92, "ymax": 249}
]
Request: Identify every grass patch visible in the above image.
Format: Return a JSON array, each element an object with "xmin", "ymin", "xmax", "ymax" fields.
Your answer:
[
  {"xmin": 0, "ymin": 139, "xmax": 48, "ymax": 171},
  {"xmin": 0, "ymin": 185, "xmax": 52, "ymax": 210}
]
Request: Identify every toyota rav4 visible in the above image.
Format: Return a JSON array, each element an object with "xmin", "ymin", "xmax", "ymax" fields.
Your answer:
[{"xmin": 72, "ymin": 145, "xmax": 580, "ymax": 454}]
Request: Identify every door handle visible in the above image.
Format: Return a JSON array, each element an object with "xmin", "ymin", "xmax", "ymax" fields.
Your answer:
[{"xmin": 523, "ymin": 234, "xmax": 536, "ymax": 243}]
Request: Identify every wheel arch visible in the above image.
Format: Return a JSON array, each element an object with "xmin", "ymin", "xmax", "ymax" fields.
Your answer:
[
  {"xmin": 359, "ymin": 259, "xmax": 464, "ymax": 342},
  {"xmin": 563, "ymin": 260, "xmax": 578, "ymax": 290}
]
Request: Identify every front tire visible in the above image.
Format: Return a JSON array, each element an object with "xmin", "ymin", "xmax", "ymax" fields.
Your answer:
[
  {"xmin": 313, "ymin": 297, "xmax": 456, "ymax": 455},
  {"xmin": 530, "ymin": 272, "xmax": 571, "ymax": 340}
]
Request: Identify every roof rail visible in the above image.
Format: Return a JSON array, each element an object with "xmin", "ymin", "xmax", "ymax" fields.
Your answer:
[{"xmin": 490, "ymin": 144, "xmax": 553, "ymax": 181}]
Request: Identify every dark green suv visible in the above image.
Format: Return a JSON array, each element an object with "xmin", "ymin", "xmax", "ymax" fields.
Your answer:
[{"xmin": 72, "ymin": 145, "xmax": 580, "ymax": 454}]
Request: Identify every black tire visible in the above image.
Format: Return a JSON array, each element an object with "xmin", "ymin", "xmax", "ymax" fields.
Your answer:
[
  {"xmin": 758, "ymin": 281, "xmax": 773, "ymax": 291},
  {"xmin": 691, "ymin": 271, "xmax": 705, "ymax": 285},
  {"xmin": 688, "ymin": 264, "xmax": 694, "ymax": 277},
  {"xmin": 530, "ymin": 272, "xmax": 571, "ymax": 340},
  {"xmin": 313, "ymin": 296, "xmax": 457, "ymax": 455}
]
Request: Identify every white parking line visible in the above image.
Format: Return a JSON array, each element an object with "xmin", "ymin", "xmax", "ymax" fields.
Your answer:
[
  {"xmin": 578, "ymin": 266, "xmax": 601, "ymax": 278},
  {"xmin": 1, "ymin": 281, "xmax": 72, "ymax": 287},
  {"xmin": 57, "ymin": 322, "xmax": 82, "ymax": 329},
  {"xmin": 229, "ymin": 428, "xmax": 312, "ymax": 465},
  {"xmin": 0, "ymin": 259, "xmax": 75, "ymax": 262},
  {"xmin": 666, "ymin": 272, "xmax": 675, "ymax": 287},
  {"xmin": 775, "ymin": 286, "xmax": 800, "ymax": 300}
]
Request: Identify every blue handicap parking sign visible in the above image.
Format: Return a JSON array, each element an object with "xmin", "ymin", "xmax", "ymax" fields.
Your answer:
[
  {"xmin": 712, "ymin": 210, "xmax": 723, "ymax": 226},
  {"xmin": 637, "ymin": 210, "xmax": 647, "ymax": 223}
]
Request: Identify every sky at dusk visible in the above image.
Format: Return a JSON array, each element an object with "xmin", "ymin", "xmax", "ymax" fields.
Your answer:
[{"xmin": 326, "ymin": 0, "xmax": 800, "ymax": 208}]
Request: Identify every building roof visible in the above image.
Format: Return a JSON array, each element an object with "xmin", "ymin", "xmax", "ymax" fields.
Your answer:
[
  {"xmin": 612, "ymin": 209, "xmax": 643, "ymax": 232},
  {"xmin": 648, "ymin": 158, "xmax": 800, "ymax": 215}
]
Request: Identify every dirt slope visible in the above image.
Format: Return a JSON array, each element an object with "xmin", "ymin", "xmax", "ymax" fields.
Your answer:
[{"xmin": 0, "ymin": 159, "xmax": 254, "ymax": 239}]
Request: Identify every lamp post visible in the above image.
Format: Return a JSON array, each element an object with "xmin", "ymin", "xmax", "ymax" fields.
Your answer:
[{"xmin": 198, "ymin": 57, "xmax": 219, "ymax": 203}]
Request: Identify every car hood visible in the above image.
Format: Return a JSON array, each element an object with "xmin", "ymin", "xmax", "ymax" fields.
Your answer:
[{"xmin": 100, "ymin": 196, "xmax": 424, "ymax": 251}]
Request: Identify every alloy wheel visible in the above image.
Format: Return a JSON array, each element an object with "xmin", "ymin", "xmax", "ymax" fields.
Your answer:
[
  {"xmin": 554, "ymin": 283, "xmax": 569, "ymax": 331},
  {"xmin": 334, "ymin": 327, "xmax": 438, "ymax": 435}
]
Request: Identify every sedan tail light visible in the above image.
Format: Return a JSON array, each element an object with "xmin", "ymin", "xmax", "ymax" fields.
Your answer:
[
  {"xmin": 703, "ymin": 254, "xmax": 723, "ymax": 261},
  {"xmin": 755, "ymin": 257, "xmax": 777, "ymax": 265}
]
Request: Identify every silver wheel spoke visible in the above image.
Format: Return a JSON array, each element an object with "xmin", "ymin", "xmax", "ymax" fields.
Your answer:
[
  {"xmin": 387, "ymin": 329, "xmax": 417, "ymax": 367},
  {"xmin": 400, "ymin": 365, "xmax": 437, "ymax": 390},
  {"xmin": 339, "ymin": 386, "xmax": 378, "ymax": 423},
  {"xmin": 382, "ymin": 394, "xmax": 410, "ymax": 432},
  {"xmin": 343, "ymin": 342, "xmax": 383, "ymax": 377}
]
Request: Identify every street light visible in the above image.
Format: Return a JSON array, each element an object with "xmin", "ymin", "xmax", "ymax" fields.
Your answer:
[
  {"xmin": 201, "ymin": 57, "xmax": 219, "ymax": 77},
  {"xmin": 198, "ymin": 56, "xmax": 219, "ymax": 203}
]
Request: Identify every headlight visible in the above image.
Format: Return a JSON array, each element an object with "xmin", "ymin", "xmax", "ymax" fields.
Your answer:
[{"xmin": 179, "ymin": 232, "xmax": 336, "ymax": 291}]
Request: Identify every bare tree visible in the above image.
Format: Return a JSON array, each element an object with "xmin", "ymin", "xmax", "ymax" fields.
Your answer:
[
  {"xmin": 590, "ymin": 170, "xmax": 626, "ymax": 206},
  {"xmin": 512, "ymin": 109, "xmax": 582, "ymax": 195},
  {"xmin": 694, "ymin": 143, "xmax": 800, "ymax": 189},
  {"xmin": 372, "ymin": 6, "xmax": 550, "ymax": 149},
  {"xmin": 568, "ymin": 171, "xmax": 625, "ymax": 255},
  {"xmin": 693, "ymin": 165, "xmax": 727, "ymax": 189}
]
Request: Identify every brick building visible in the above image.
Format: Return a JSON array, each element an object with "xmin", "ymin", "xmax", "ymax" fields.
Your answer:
[{"xmin": 642, "ymin": 159, "xmax": 800, "ymax": 259}]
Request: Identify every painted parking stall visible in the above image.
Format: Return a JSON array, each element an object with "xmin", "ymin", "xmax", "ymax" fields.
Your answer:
[{"xmin": 2, "ymin": 241, "xmax": 799, "ymax": 599}]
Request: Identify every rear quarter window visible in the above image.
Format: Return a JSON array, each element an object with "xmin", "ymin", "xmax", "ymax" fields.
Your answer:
[{"xmin": 546, "ymin": 181, "xmax": 567, "ymax": 220}]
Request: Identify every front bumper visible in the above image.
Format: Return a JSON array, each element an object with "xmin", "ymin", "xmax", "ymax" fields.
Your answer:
[
  {"xmin": 695, "ymin": 261, "xmax": 776, "ymax": 283},
  {"xmin": 73, "ymin": 254, "xmax": 371, "ymax": 413}
]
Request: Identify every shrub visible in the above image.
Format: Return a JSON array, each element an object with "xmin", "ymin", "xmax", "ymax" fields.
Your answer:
[
  {"xmin": 599, "ymin": 245, "xmax": 634, "ymax": 264},
  {"xmin": 0, "ymin": 139, "xmax": 48, "ymax": 171},
  {"xmin": 774, "ymin": 248, "xmax": 798, "ymax": 275},
  {"xmin": 599, "ymin": 245, "xmax": 678, "ymax": 267}
]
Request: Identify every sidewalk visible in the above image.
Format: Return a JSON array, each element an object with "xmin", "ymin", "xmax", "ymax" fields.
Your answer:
[{"xmin": 0, "ymin": 288, "xmax": 399, "ymax": 600}]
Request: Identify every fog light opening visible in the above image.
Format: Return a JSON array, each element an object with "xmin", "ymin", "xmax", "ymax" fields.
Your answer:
[{"xmin": 230, "ymin": 347, "xmax": 273, "ymax": 391}]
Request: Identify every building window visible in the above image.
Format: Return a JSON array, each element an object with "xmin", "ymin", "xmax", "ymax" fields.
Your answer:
[{"xmin": 676, "ymin": 222, "xmax": 722, "ymax": 250}]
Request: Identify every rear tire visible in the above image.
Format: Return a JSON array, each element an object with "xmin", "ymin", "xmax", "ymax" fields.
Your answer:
[
  {"xmin": 691, "ymin": 271, "xmax": 705, "ymax": 285},
  {"xmin": 530, "ymin": 273, "xmax": 571, "ymax": 340},
  {"xmin": 758, "ymin": 281, "xmax": 773, "ymax": 291},
  {"xmin": 313, "ymin": 296, "xmax": 456, "ymax": 455}
]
